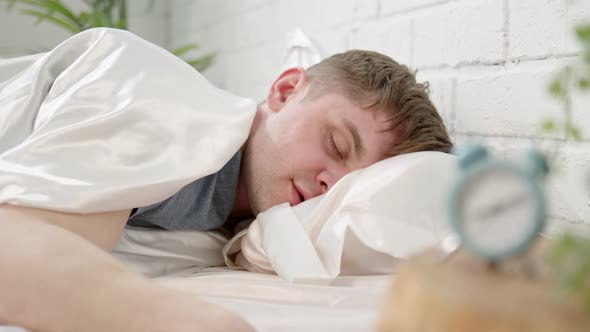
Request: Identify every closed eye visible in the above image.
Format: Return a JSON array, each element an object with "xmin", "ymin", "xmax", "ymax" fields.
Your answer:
[{"xmin": 329, "ymin": 132, "xmax": 344, "ymax": 160}]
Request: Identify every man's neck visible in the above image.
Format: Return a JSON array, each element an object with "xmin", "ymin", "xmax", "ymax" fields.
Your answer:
[
  {"xmin": 230, "ymin": 171, "xmax": 252, "ymax": 219},
  {"xmin": 229, "ymin": 103, "xmax": 266, "ymax": 219}
]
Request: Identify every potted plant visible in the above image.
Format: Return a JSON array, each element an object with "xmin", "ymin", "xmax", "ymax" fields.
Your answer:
[{"xmin": 1, "ymin": 0, "xmax": 215, "ymax": 72}]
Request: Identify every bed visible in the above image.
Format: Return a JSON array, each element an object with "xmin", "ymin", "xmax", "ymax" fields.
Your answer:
[
  {"xmin": 105, "ymin": 149, "xmax": 457, "ymax": 331},
  {"xmin": 0, "ymin": 28, "xmax": 456, "ymax": 332}
]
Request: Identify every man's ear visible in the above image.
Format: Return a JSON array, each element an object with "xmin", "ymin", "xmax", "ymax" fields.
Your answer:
[{"xmin": 266, "ymin": 67, "xmax": 308, "ymax": 112}]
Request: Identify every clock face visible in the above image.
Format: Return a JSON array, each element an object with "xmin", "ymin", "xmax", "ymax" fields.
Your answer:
[{"xmin": 458, "ymin": 167, "xmax": 536, "ymax": 256}]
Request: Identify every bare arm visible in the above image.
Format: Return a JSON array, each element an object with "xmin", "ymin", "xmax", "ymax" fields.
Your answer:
[
  {"xmin": 0, "ymin": 204, "xmax": 129, "ymax": 251},
  {"xmin": 0, "ymin": 206, "xmax": 254, "ymax": 332}
]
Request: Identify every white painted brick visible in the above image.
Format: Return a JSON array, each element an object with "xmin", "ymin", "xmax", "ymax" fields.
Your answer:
[
  {"xmin": 182, "ymin": 14, "xmax": 232, "ymax": 52},
  {"xmin": 499, "ymin": 140, "xmax": 584, "ymax": 222},
  {"xmin": 415, "ymin": 69, "xmax": 456, "ymax": 131},
  {"xmin": 224, "ymin": 0, "xmax": 276, "ymax": 15},
  {"xmin": 223, "ymin": 42, "xmax": 285, "ymax": 88},
  {"xmin": 184, "ymin": 1, "xmax": 235, "ymax": 28},
  {"xmin": 355, "ymin": 0, "xmax": 380, "ymax": 19},
  {"xmin": 380, "ymin": 0, "xmax": 449, "ymax": 15},
  {"xmin": 509, "ymin": 0, "xmax": 590, "ymax": 57},
  {"xmin": 413, "ymin": 9, "xmax": 445, "ymax": 67},
  {"xmin": 349, "ymin": 16, "xmax": 413, "ymax": 66},
  {"xmin": 194, "ymin": 51, "xmax": 230, "ymax": 90},
  {"xmin": 413, "ymin": 0, "xmax": 504, "ymax": 67},
  {"xmin": 192, "ymin": 20, "xmax": 238, "ymax": 53},
  {"xmin": 171, "ymin": 1, "xmax": 232, "ymax": 39},
  {"xmin": 571, "ymin": 78, "xmax": 590, "ymax": 140},
  {"xmin": 218, "ymin": 2, "xmax": 283, "ymax": 51},
  {"xmin": 182, "ymin": 0, "xmax": 276, "ymax": 29},
  {"xmin": 451, "ymin": 134, "xmax": 512, "ymax": 158},
  {"xmin": 549, "ymin": 142, "xmax": 590, "ymax": 223},
  {"xmin": 198, "ymin": 0, "xmax": 372, "ymax": 54},
  {"xmin": 170, "ymin": 0, "xmax": 385, "ymax": 59},
  {"xmin": 455, "ymin": 60, "xmax": 568, "ymax": 137},
  {"xmin": 277, "ymin": 0, "xmax": 359, "ymax": 33},
  {"xmin": 509, "ymin": 0, "xmax": 571, "ymax": 58},
  {"xmin": 314, "ymin": 26, "xmax": 351, "ymax": 56},
  {"xmin": 231, "ymin": 83, "xmax": 270, "ymax": 101},
  {"xmin": 544, "ymin": 217, "xmax": 590, "ymax": 238}
]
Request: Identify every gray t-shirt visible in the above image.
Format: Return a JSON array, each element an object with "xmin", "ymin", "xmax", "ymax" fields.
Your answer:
[{"xmin": 127, "ymin": 152, "xmax": 241, "ymax": 230}]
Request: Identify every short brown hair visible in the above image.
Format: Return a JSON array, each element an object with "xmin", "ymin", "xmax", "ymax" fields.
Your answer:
[{"xmin": 305, "ymin": 50, "xmax": 452, "ymax": 156}]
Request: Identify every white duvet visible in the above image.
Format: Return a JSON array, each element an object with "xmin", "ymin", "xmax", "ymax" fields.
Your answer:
[{"xmin": 0, "ymin": 28, "xmax": 255, "ymax": 213}]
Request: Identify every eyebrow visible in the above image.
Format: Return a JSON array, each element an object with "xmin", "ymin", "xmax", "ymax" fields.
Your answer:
[{"xmin": 341, "ymin": 117, "xmax": 365, "ymax": 159}]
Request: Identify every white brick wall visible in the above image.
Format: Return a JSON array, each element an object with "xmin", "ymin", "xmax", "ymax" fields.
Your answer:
[
  {"xmin": 509, "ymin": 0, "xmax": 590, "ymax": 58},
  {"xmin": 454, "ymin": 59, "xmax": 567, "ymax": 137},
  {"xmin": 0, "ymin": 0, "xmax": 168, "ymax": 58},
  {"xmin": 168, "ymin": 0, "xmax": 590, "ymax": 231},
  {"xmin": 413, "ymin": 0, "xmax": 505, "ymax": 67}
]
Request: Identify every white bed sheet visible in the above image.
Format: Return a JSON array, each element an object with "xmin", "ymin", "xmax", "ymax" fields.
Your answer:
[
  {"xmin": 157, "ymin": 267, "xmax": 392, "ymax": 332},
  {"xmin": 112, "ymin": 226, "xmax": 394, "ymax": 331},
  {"xmin": 0, "ymin": 268, "xmax": 391, "ymax": 332}
]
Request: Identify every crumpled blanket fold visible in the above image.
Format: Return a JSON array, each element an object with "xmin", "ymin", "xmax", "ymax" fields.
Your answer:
[{"xmin": 0, "ymin": 28, "xmax": 255, "ymax": 213}]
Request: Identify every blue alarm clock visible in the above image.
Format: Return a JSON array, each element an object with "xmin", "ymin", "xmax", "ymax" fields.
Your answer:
[{"xmin": 448, "ymin": 144, "xmax": 549, "ymax": 262}]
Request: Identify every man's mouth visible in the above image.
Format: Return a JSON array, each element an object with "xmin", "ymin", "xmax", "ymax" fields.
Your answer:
[{"xmin": 290, "ymin": 180, "xmax": 305, "ymax": 206}]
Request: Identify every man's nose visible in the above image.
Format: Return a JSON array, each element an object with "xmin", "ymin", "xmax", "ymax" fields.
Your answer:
[{"xmin": 316, "ymin": 166, "xmax": 349, "ymax": 195}]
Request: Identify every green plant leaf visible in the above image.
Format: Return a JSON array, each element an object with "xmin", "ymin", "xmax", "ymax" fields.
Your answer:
[
  {"xmin": 116, "ymin": 0, "xmax": 127, "ymax": 29},
  {"xmin": 548, "ymin": 234, "xmax": 590, "ymax": 315},
  {"xmin": 576, "ymin": 24, "xmax": 590, "ymax": 43},
  {"xmin": 568, "ymin": 126, "xmax": 582, "ymax": 140},
  {"xmin": 5, "ymin": 0, "xmax": 83, "ymax": 31},
  {"xmin": 549, "ymin": 233, "xmax": 577, "ymax": 264},
  {"xmin": 548, "ymin": 79, "xmax": 565, "ymax": 98},
  {"xmin": 171, "ymin": 43, "xmax": 199, "ymax": 57},
  {"xmin": 541, "ymin": 119, "xmax": 556, "ymax": 132},
  {"xmin": 78, "ymin": 11, "xmax": 90, "ymax": 27},
  {"xmin": 39, "ymin": 0, "xmax": 82, "ymax": 27},
  {"xmin": 20, "ymin": 8, "xmax": 79, "ymax": 32},
  {"xmin": 89, "ymin": 10, "xmax": 105, "ymax": 26},
  {"xmin": 114, "ymin": 18, "xmax": 125, "ymax": 28},
  {"xmin": 579, "ymin": 78, "xmax": 590, "ymax": 90},
  {"xmin": 185, "ymin": 52, "xmax": 216, "ymax": 72}
]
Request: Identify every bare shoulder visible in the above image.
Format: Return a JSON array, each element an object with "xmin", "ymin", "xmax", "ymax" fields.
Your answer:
[{"xmin": 0, "ymin": 204, "xmax": 131, "ymax": 251}]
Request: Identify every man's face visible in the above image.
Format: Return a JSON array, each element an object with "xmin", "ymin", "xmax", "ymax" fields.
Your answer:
[{"xmin": 238, "ymin": 68, "xmax": 394, "ymax": 215}]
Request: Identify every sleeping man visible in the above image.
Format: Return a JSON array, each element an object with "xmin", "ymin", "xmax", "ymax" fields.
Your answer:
[{"xmin": 0, "ymin": 28, "xmax": 451, "ymax": 332}]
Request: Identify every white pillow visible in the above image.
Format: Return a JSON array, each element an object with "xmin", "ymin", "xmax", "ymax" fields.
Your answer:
[
  {"xmin": 113, "ymin": 227, "xmax": 229, "ymax": 277},
  {"xmin": 223, "ymin": 151, "xmax": 457, "ymax": 284}
]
